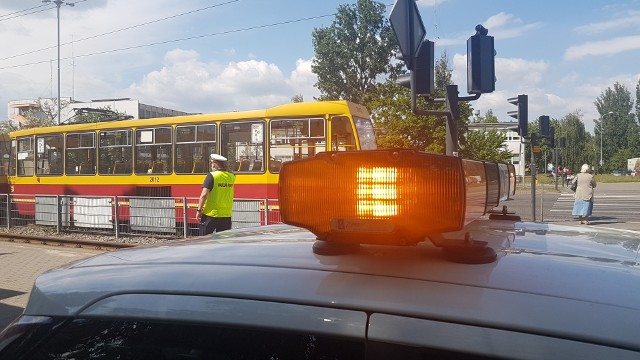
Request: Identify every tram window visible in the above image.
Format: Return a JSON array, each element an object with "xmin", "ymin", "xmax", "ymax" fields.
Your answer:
[
  {"xmin": 17, "ymin": 137, "xmax": 34, "ymax": 176},
  {"xmin": 66, "ymin": 132, "xmax": 96, "ymax": 175},
  {"xmin": 220, "ymin": 121, "xmax": 265, "ymax": 173},
  {"xmin": 175, "ymin": 124, "xmax": 216, "ymax": 174},
  {"xmin": 269, "ymin": 118, "xmax": 326, "ymax": 173},
  {"xmin": 0, "ymin": 138, "xmax": 13, "ymax": 175},
  {"xmin": 135, "ymin": 127, "xmax": 172, "ymax": 175},
  {"xmin": 352, "ymin": 116, "xmax": 377, "ymax": 150},
  {"xmin": 331, "ymin": 116, "xmax": 357, "ymax": 151},
  {"xmin": 7, "ymin": 139, "xmax": 16, "ymax": 176},
  {"xmin": 35, "ymin": 134, "xmax": 63, "ymax": 175},
  {"xmin": 99, "ymin": 130, "xmax": 133, "ymax": 175}
]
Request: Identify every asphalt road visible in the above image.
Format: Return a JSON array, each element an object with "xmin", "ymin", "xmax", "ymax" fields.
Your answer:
[{"xmin": 503, "ymin": 181, "xmax": 640, "ymax": 231}]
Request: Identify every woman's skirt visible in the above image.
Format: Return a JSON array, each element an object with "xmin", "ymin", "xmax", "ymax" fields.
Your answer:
[{"xmin": 572, "ymin": 199, "xmax": 594, "ymax": 216}]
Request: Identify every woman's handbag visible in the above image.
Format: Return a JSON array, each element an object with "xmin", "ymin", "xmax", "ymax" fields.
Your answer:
[{"xmin": 570, "ymin": 179, "xmax": 578, "ymax": 192}]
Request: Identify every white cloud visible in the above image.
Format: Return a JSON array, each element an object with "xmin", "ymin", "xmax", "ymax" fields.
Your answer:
[
  {"xmin": 484, "ymin": 12, "xmax": 542, "ymax": 40},
  {"xmin": 452, "ymin": 55, "xmax": 549, "ymax": 90},
  {"xmin": 416, "ymin": 0, "xmax": 447, "ymax": 7},
  {"xmin": 564, "ymin": 35, "xmax": 640, "ymax": 60},
  {"xmin": 127, "ymin": 49, "xmax": 319, "ymax": 113},
  {"xmin": 436, "ymin": 12, "xmax": 541, "ymax": 46},
  {"xmin": 574, "ymin": 11, "xmax": 640, "ymax": 35}
]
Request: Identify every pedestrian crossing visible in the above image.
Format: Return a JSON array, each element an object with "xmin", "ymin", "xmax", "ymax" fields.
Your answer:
[{"xmin": 547, "ymin": 193, "xmax": 640, "ymax": 225}]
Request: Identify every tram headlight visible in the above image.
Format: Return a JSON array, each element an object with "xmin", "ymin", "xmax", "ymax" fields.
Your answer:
[{"xmin": 279, "ymin": 150, "xmax": 467, "ymax": 246}]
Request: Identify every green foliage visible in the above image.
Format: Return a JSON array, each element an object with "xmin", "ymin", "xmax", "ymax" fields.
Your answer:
[
  {"xmin": 0, "ymin": 120, "xmax": 18, "ymax": 136},
  {"xmin": 370, "ymin": 80, "xmax": 445, "ymax": 153},
  {"xmin": 370, "ymin": 52, "xmax": 472, "ymax": 155},
  {"xmin": 555, "ymin": 111, "xmax": 588, "ymax": 173},
  {"xmin": 482, "ymin": 109, "xmax": 499, "ymax": 123},
  {"xmin": 593, "ymin": 81, "xmax": 636, "ymax": 172},
  {"xmin": 460, "ymin": 129, "xmax": 512, "ymax": 162},
  {"xmin": 311, "ymin": 0, "xmax": 402, "ymax": 105},
  {"xmin": 291, "ymin": 94, "xmax": 304, "ymax": 103},
  {"xmin": 609, "ymin": 148, "xmax": 634, "ymax": 171},
  {"xmin": 68, "ymin": 107, "xmax": 131, "ymax": 124}
]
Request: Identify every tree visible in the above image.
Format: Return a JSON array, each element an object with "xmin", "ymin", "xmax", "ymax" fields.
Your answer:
[
  {"xmin": 291, "ymin": 94, "xmax": 304, "ymax": 103},
  {"xmin": 0, "ymin": 119, "xmax": 18, "ymax": 136},
  {"xmin": 481, "ymin": 109, "xmax": 499, "ymax": 123},
  {"xmin": 311, "ymin": 0, "xmax": 402, "ymax": 106},
  {"xmin": 594, "ymin": 82, "xmax": 635, "ymax": 171},
  {"xmin": 557, "ymin": 111, "xmax": 588, "ymax": 173},
  {"xmin": 371, "ymin": 52, "xmax": 471, "ymax": 155},
  {"xmin": 370, "ymin": 80, "xmax": 446, "ymax": 153},
  {"xmin": 460, "ymin": 129, "xmax": 511, "ymax": 163},
  {"xmin": 67, "ymin": 107, "xmax": 131, "ymax": 124}
]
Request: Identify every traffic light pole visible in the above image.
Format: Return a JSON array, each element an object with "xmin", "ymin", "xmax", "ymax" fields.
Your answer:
[
  {"xmin": 413, "ymin": 85, "xmax": 480, "ymax": 156},
  {"xmin": 554, "ymin": 145, "xmax": 558, "ymax": 191},
  {"xmin": 530, "ymin": 140, "xmax": 536, "ymax": 222}
]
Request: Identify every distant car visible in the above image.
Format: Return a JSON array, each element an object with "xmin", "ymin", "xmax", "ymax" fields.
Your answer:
[{"xmin": 612, "ymin": 170, "xmax": 622, "ymax": 176}]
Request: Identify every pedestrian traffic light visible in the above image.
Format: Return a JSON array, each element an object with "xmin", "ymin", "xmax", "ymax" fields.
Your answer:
[
  {"xmin": 467, "ymin": 25, "xmax": 495, "ymax": 94},
  {"xmin": 559, "ymin": 137, "xmax": 566, "ymax": 148},
  {"xmin": 396, "ymin": 39, "xmax": 434, "ymax": 98},
  {"xmin": 507, "ymin": 94, "xmax": 528, "ymax": 137},
  {"xmin": 539, "ymin": 115, "xmax": 550, "ymax": 138}
]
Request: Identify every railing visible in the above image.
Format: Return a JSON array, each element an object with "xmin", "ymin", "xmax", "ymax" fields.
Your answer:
[{"xmin": 0, "ymin": 194, "xmax": 281, "ymax": 239}]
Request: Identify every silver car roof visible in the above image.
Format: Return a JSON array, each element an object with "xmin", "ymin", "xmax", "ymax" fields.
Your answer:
[{"xmin": 24, "ymin": 220, "xmax": 640, "ymax": 352}]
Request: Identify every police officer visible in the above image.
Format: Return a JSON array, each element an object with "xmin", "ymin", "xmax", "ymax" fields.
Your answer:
[{"xmin": 196, "ymin": 154, "xmax": 236, "ymax": 235}]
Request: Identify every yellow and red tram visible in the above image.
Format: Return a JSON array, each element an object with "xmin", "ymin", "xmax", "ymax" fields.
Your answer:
[{"xmin": 7, "ymin": 101, "xmax": 377, "ymax": 225}]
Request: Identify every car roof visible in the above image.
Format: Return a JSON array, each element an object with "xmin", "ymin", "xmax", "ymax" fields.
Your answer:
[{"xmin": 25, "ymin": 220, "xmax": 640, "ymax": 351}]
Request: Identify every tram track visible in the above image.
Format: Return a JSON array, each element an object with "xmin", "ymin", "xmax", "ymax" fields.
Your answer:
[{"xmin": 0, "ymin": 232, "xmax": 138, "ymax": 250}]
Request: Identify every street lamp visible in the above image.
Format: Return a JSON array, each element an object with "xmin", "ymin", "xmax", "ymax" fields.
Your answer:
[
  {"xmin": 42, "ymin": 0, "xmax": 74, "ymax": 125},
  {"xmin": 599, "ymin": 111, "xmax": 614, "ymax": 168}
]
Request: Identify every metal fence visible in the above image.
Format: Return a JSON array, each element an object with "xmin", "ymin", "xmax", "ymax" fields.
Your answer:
[{"xmin": 0, "ymin": 194, "xmax": 281, "ymax": 239}]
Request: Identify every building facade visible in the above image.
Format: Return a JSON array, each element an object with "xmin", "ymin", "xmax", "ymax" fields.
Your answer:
[
  {"xmin": 467, "ymin": 121, "xmax": 525, "ymax": 177},
  {"xmin": 8, "ymin": 98, "xmax": 191, "ymax": 126}
]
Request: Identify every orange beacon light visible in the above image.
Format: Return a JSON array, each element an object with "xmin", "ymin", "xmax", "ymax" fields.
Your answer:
[{"xmin": 278, "ymin": 149, "xmax": 468, "ymax": 246}]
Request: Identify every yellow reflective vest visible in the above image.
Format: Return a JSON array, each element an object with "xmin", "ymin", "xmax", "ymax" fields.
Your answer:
[{"xmin": 203, "ymin": 170, "xmax": 236, "ymax": 218}]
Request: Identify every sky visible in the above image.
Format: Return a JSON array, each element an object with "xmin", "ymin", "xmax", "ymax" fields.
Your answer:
[{"xmin": 1, "ymin": 0, "xmax": 639, "ymax": 133}]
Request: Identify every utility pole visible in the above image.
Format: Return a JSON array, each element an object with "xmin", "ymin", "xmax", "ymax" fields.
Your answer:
[{"xmin": 42, "ymin": 0, "xmax": 74, "ymax": 125}]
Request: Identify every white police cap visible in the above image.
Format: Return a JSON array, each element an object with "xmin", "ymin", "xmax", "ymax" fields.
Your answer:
[{"xmin": 210, "ymin": 154, "xmax": 227, "ymax": 161}]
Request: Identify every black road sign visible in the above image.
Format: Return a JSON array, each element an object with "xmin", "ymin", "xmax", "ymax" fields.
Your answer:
[{"xmin": 390, "ymin": 0, "xmax": 426, "ymax": 61}]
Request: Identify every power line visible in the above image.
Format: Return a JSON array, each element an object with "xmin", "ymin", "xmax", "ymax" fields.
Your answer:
[
  {"xmin": 0, "ymin": 0, "xmax": 88, "ymax": 21},
  {"xmin": 0, "ymin": 13, "xmax": 336, "ymax": 70},
  {"xmin": 0, "ymin": 0, "xmax": 239, "ymax": 62},
  {"xmin": 0, "ymin": 5, "xmax": 53, "ymax": 21}
]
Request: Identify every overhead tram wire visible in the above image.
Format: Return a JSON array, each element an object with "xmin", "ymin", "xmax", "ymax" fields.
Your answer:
[
  {"xmin": 0, "ymin": 13, "xmax": 337, "ymax": 71},
  {"xmin": 0, "ymin": 4, "xmax": 53, "ymax": 21},
  {"xmin": 0, "ymin": 0, "xmax": 89, "ymax": 21},
  {"xmin": 0, "ymin": 0, "xmax": 240, "ymax": 62}
]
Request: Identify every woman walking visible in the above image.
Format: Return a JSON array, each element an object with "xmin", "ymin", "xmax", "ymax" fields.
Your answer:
[{"xmin": 571, "ymin": 164, "xmax": 597, "ymax": 224}]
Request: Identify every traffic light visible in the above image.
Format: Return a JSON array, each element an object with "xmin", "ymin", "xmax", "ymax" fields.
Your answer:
[
  {"xmin": 559, "ymin": 137, "xmax": 566, "ymax": 148},
  {"xmin": 539, "ymin": 115, "xmax": 550, "ymax": 138},
  {"xmin": 507, "ymin": 94, "xmax": 528, "ymax": 137},
  {"xmin": 396, "ymin": 39, "xmax": 434, "ymax": 97},
  {"xmin": 549, "ymin": 126, "xmax": 555, "ymax": 148},
  {"xmin": 467, "ymin": 25, "xmax": 495, "ymax": 94}
]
